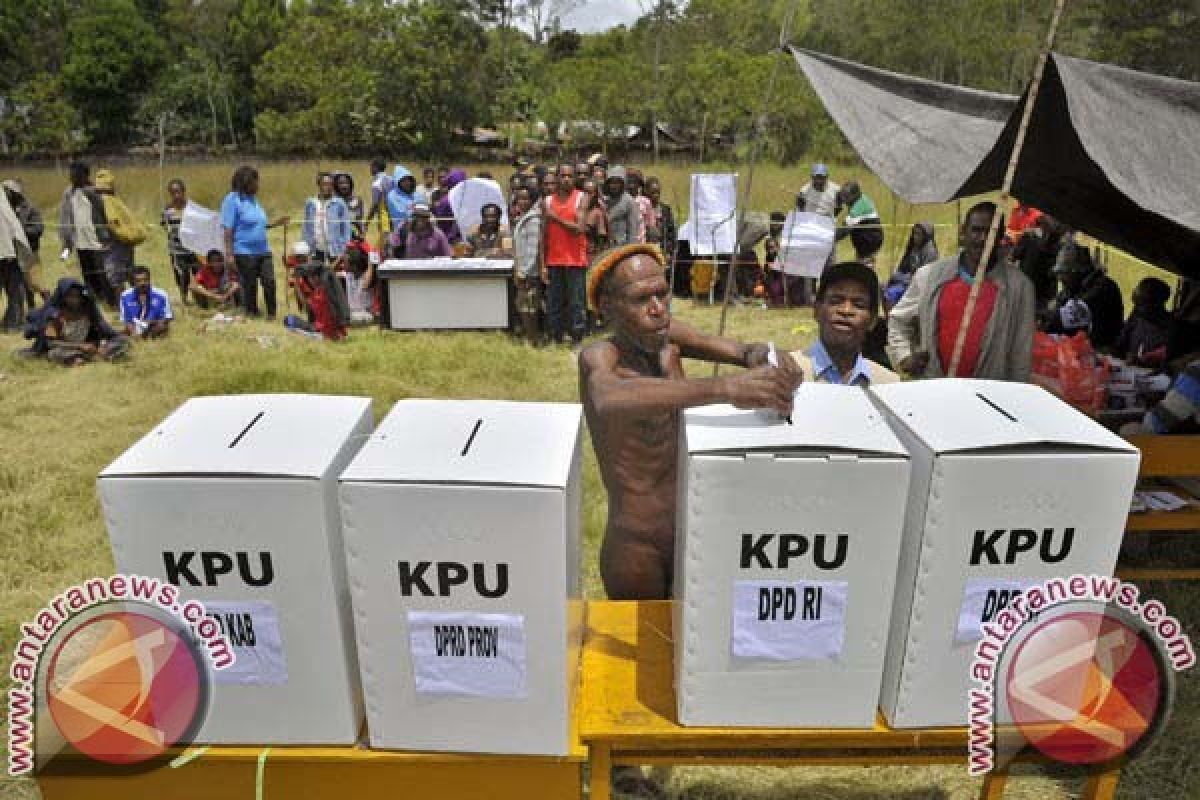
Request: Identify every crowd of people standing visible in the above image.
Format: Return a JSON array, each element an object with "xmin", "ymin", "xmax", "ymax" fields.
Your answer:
[{"xmin": 2, "ymin": 155, "xmax": 1196, "ymax": 433}]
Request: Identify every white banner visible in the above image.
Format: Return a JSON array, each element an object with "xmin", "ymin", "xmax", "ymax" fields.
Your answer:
[
  {"xmin": 955, "ymin": 578, "xmax": 1040, "ymax": 644},
  {"xmin": 179, "ymin": 201, "xmax": 225, "ymax": 259},
  {"xmin": 688, "ymin": 173, "xmax": 737, "ymax": 255},
  {"xmin": 408, "ymin": 611, "xmax": 527, "ymax": 698},
  {"xmin": 202, "ymin": 601, "xmax": 288, "ymax": 686},
  {"xmin": 778, "ymin": 211, "xmax": 835, "ymax": 277},
  {"xmin": 448, "ymin": 178, "xmax": 509, "ymax": 234},
  {"xmin": 732, "ymin": 580, "xmax": 848, "ymax": 661}
]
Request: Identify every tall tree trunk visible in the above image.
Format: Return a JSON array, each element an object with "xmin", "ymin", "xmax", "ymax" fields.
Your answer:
[
  {"xmin": 651, "ymin": 1, "xmax": 666, "ymax": 164},
  {"xmin": 502, "ymin": 0, "xmax": 514, "ymax": 152},
  {"xmin": 158, "ymin": 114, "xmax": 167, "ymax": 215},
  {"xmin": 207, "ymin": 90, "xmax": 219, "ymax": 150},
  {"xmin": 223, "ymin": 88, "xmax": 238, "ymax": 148}
]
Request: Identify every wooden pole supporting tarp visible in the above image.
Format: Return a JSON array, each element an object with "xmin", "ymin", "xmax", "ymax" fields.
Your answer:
[
  {"xmin": 946, "ymin": 0, "xmax": 1067, "ymax": 376},
  {"xmin": 712, "ymin": 0, "xmax": 803, "ymax": 375}
]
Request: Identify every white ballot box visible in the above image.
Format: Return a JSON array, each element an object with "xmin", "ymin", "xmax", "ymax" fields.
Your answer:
[
  {"xmin": 339, "ymin": 399, "xmax": 583, "ymax": 754},
  {"xmin": 674, "ymin": 385, "xmax": 911, "ymax": 727},
  {"xmin": 870, "ymin": 379, "xmax": 1141, "ymax": 728},
  {"xmin": 379, "ymin": 258, "xmax": 512, "ymax": 330},
  {"xmin": 98, "ymin": 394, "xmax": 373, "ymax": 744}
]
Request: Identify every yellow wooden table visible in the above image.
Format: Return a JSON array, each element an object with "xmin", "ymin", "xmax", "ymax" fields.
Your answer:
[
  {"xmin": 37, "ymin": 733, "xmax": 586, "ymax": 799},
  {"xmin": 1119, "ymin": 434, "xmax": 1200, "ymax": 581},
  {"xmin": 579, "ymin": 600, "xmax": 1122, "ymax": 800}
]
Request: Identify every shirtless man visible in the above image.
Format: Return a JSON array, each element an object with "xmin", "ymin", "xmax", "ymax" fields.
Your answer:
[{"xmin": 580, "ymin": 243, "xmax": 802, "ymax": 600}]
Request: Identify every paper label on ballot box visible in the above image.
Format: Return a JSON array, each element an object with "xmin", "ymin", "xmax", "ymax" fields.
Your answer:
[
  {"xmin": 202, "ymin": 600, "xmax": 288, "ymax": 685},
  {"xmin": 955, "ymin": 577, "xmax": 1040, "ymax": 644},
  {"xmin": 408, "ymin": 611, "xmax": 528, "ymax": 698},
  {"xmin": 732, "ymin": 580, "xmax": 848, "ymax": 660}
]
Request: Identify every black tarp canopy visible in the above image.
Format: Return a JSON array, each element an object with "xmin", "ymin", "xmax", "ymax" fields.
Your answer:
[{"xmin": 790, "ymin": 47, "xmax": 1200, "ymax": 277}]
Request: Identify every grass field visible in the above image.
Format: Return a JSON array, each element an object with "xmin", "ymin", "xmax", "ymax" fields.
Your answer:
[{"xmin": 0, "ymin": 160, "xmax": 1195, "ymax": 800}]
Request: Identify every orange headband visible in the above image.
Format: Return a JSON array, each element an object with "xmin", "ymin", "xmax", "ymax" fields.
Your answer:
[{"xmin": 586, "ymin": 243, "xmax": 667, "ymax": 310}]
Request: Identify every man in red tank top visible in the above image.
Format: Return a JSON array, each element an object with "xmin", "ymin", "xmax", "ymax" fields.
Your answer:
[{"xmin": 540, "ymin": 165, "xmax": 589, "ymax": 347}]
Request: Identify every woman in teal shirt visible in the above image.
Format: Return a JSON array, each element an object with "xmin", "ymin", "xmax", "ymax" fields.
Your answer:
[{"xmin": 221, "ymin": 166, "xmax": 289, "ymax": 318}]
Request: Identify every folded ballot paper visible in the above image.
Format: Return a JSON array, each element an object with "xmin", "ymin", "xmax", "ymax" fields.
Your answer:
[{"xmin": 1131, "ymin": 490, "xmax": 1189, "ymax": 513}]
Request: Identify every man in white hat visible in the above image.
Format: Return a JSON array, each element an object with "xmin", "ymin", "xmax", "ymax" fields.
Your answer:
[
  {"xmin": 796, "ymin": 162, "xmax": 841, "ymax": 218},
  {"xmin": 792, "ymin": 163, "xmax": 842, "ymax": 303}
]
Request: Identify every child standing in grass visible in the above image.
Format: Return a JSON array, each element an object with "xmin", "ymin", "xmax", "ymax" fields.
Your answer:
[{"xmin": 162, "ymin": 178, "xmax": 200, "ymax": 304}]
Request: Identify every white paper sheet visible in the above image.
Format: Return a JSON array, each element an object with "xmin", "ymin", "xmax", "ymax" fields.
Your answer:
[
  {"xmin": 202, "ymin": 601, "xmax": 288, "ymax": 685},
  {"xmin": 732, "ymin": 580, "xmax": 848, "ymax": 661},
  {"xmin": 689, "ymin": 173, "xmax": 737, "ymax": 255},
  {"xmin": 448, "ymin": 178, "xmax": 510, "ymax": 234},
  {"xmin": 179, "ymin": 202, "xmax": 226, "ymax": 259},
  {"xmin": 955, "ymin": 578, "xmax": 1039, "ymax": 644},
  {"xmin": 408, "ymin": 611, "xmax": 527, "ymax": 698},
  {"xmin": 778, "ymin": 211, "xmax": 836, "ymax": 277}
]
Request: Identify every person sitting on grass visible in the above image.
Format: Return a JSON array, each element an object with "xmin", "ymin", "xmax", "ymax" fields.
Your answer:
[
  {"xmin": 190, "ymin": 250, "xmax": 241, "ymax": 310},
  {"xmin": 119, "ymin": 266, "xmax": 173, "ymax": 338},
  {"xmin": 789, "ymin": 261, "xmax": 898, "ymax": 386},
  {"xmin": 291, "ymin": 258, "xmax": 349, "ymax": 341},
  {"xmin": 22, "ymin": 277, "xmax": 128, "ymax": 366}
]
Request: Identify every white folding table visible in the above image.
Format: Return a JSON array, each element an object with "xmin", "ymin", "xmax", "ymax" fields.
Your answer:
[{"xmin": 378, "ymin": 258, "xmax": 513, "ymax": 330}]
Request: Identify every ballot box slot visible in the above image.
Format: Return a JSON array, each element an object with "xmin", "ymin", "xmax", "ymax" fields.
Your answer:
[
  {"xmin": 228, "ymin": 411, "xmax": 266, "ymax": 449},
  {"xmin": 975, "ymin": 392, "xmax": 1018, "ymax": 423},
  {"xmin": 461, "ymin": 419, "xmax": 484, "ymax": 457}
]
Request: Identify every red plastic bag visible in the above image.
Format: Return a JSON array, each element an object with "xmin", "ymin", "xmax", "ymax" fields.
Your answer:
[{"xmin": 1030, "ymin": 332, "xmax": 1108, "ymax": 414}]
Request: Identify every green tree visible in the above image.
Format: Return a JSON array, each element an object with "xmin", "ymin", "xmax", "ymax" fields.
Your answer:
[
  {"xmin": 253, "ymin": 9, "xmax": 378, "ymax": 153},
  {"xmin": 254, "ymin": 2, "xmax": 487, "ymax": 157},
  {"xmin": 1077, "ymin": 0, "xmax": 1200, "ymax": 81},
  {"xmin": 1, "ymin": 73, "xmax": 85, "ymax": 155},
  {"xmin": 372, "ymin": 2, "xmax": 489, "ymax": 157},
  {"xmin": 61, "ymin": 0, "xmax": 166, "ymax": 146},
  {"xmin": 0, "ymin": 0, "xmax": 71, "ymax": 93},
  {"xmin": 136, "ymin": 48, "xmax": 234, "ymax": 149}
]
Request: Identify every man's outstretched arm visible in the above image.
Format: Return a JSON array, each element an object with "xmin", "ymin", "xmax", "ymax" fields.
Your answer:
[
  {"xmin": 580, "ymin": 344, "xmax": 798, "ymax": 418},
  {"xmin": 668, "ymin": 318, "xmax": 795, "ymax": 371}
]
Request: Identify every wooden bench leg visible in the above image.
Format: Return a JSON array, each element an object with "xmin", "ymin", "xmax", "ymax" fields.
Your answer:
[
  {"xmin": 1081, "ymin": 762, "xmax": 1122, "ymax": 800},
  {"xmin": 979, "ymin": 768, "xmax": 1009, "ymax": 800},
  {"xmin": 590, "ymin": 743, "xmax": 611, "ymax": 800}
]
